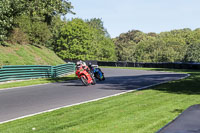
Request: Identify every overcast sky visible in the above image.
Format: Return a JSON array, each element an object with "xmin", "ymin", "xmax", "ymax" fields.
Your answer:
[{"xmin": 67, "ymin": 0, "xmax": 200, "ymax": 38}]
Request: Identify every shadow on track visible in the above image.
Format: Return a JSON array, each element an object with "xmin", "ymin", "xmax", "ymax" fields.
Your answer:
[
  {"xmin": 61, "ymin": 73, "xmax": 199, "ymax": 95},
  {"xmin": 95, "ymin": 74, "xmax": 186, "ymax": 90}
]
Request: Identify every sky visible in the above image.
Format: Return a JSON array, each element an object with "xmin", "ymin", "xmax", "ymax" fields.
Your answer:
[{"xmin": 67, "ymin": 0, "xmax": 200, "ymax": 38}]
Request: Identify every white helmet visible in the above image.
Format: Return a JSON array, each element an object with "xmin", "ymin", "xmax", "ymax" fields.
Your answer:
[
  {"xmin": 76, "ymin": 60, "xmax": 83, "ymax": 66},
  {"xmin": 82, "ymin": 62, "xmax": 86, "ymax": 66}
]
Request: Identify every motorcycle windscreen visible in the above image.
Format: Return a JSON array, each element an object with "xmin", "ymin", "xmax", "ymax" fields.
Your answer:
[{"xmin": 156, "ymin": 104, "xmax": 200, "ymax": 133}]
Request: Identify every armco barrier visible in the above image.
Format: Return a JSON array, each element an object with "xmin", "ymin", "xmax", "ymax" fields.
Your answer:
[
  {"xmin": 0, "ymin": 63, "xmax": 75, "ymax": 82},
  {"xmin": 97, "ymin": 61, "xmax": 200, "ymax": 70},
  {"xmin": 64, "ymin": 60, "xmax": 200, "ymax": 70},
  {"xmin": 52, "ymin": 63, "xmax": 75, "ymax": 78}
]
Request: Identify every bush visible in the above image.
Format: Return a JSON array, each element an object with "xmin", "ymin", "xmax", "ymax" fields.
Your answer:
[
  {"xmin": 7, "ymin": 28, "xmax": 29, "ymax": 45},
  {"xmin": 15, "ymin": 15, "xmax": 52, "ymax": 46}
]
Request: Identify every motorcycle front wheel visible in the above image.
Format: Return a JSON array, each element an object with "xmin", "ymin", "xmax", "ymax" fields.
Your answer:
[{"xmin": 80, "ymin": 75, "xmax": 89, "ymax": 86}]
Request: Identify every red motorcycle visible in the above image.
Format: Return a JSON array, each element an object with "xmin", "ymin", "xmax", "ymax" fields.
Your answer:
[{"xmin": 76, "ymin": 64, "xmax": 96, "ymax": 86}]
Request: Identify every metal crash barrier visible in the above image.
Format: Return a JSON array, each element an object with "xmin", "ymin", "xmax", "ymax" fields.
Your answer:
[{"xmin": 0, "ymin": 63, "xmax": 75, "ymax": 82}]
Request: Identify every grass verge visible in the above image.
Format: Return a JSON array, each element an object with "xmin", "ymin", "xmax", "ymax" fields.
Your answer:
[
  {"xmin": 0, "ymin": 44, "xmax": 65, "ymax": 66},
  {"xmin": 0, "ymin": 67, "xmax": 200, "ymax": 133},
  {"xmin": 0, "ymin": 74, "xmax": 77, "ymax": 90}
]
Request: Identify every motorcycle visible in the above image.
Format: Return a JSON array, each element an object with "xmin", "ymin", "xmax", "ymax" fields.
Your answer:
[
  {"xmin": 75, "ymin": 64, "xmax": 96, "ymax": 86},
  {"xmin": 90, "ymin": 65, "xmax": 105, "ymax": 81}
]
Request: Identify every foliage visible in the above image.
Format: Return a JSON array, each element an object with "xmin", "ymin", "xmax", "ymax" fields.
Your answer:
[
  {"xmin": 55, "ymin": 18, "xmax": 93, "ymax": 60},
  {"xmin": 7, "ymin": 28, "xmax": 29, "ymax": 45},
  {"xmin": 49, "ymin": 15, "xmax": 66, "ymax": 50},
  {"xmin": 184, "ymin": 41, "xmax": 200, "ymax": 62},
  {"xmin": 87, "ymin": 18, "xmax": 116, "ymax": 61},
  {"xmin": 0, "ymin": 0, "xmax": 28, "ymax": 43},
  {"xmin": 114, "ymin": 28, "xmax": 200, "ymax": 63},
  {"xmin": 114, "ymin": 30, "xmax": 148, "ymax": 61},
  {"xmin": 2, "ymin": 0, "xmax": 200, "ymax": 63},
  {"xmin": 13, "ymin": 15, "xmax": 52, "ymax": 46},
  {"xmin": 0, "ymin": 0, "xmax": 13, "ymax": 43},
  {"xmin": 134, "ymin": 37, "xmax": 187, "ymax": 62},
  {"xmin": 86, "ymin": 18, "xmax": 110, "ymax": 37},
  {"xmin": 0, "ymin": 0, "xmax": 74, "ymax": 45},
  {"xmin": 55, "ymin": 18, "xmax": 116, "ymax": 61},
  {"xmin": 21, "ymin": 0, "xmax": 74, "ymax": 25}
]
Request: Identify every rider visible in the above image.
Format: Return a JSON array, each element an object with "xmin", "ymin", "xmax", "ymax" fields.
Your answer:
[
  {"xmin": 88, "ymin": 62, "xmax": 94, "ymax": 72},
  {"xmin": 88, "ymin": 62, "xmax": 104, "ymax": 74},
  {"xmin": 76, "ymin": 60, "xmax": 90, "ymax": 72}
]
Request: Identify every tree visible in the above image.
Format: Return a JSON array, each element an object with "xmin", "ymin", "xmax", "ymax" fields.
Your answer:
[
  {"xmin": 55, "ymin": 18, "xmax": 116, "ymax": 61},
  {"xmin": 184, "ymin": 41, "xmax": 200, "ymax": 62},
  {"xmin": 86, "ymin": 18, "xmax": 110, "ymax": 37},
  {"xmin": 86, "ymin": 18, "xmax": 116, "ymax": 61},
  {"xmin": 0, "ymin": 0, "xmax": 74, "ymax": 45},
  {"xmin": 91, "ymin": 31, "xmax": 116, "ymax": 61},
  {"xmin": 0, "ymin": 0, "xmax": 13, "ymax": 43},
  {"xmin": 23, "ymin": 0, "xmax": 74, "ymax": 25},
  {"xmin": 14, "ymin": 14, "xmax": 52, "ymax": 46},
  {"xmin": 113, "ymin": 28, "xmax": 200, "ymax": 62},
  {"xmin": 114, "ymin": 30, "xmax": 147, "ymax": 61},
  {"xmin": 0, "ymin": 0, "xmax": 27, "ymax": 42},
  {"xmin": 55, "ymin": 18, "xmax": 94, "ymax": 60}
]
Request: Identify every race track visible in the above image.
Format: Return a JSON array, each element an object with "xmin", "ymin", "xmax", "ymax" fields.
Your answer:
[{"xmin": 0, "ymin": 68, "xmax": 187, "ymax": 123}]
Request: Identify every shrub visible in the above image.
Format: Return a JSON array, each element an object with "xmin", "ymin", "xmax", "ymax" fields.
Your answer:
[
  {"xmin": 15, "ymin": 15, "xmax": 52, "ymax": 46},
  {"xmin": 7, "ymin": 28, "xmax": 29, "ymax": 45}
]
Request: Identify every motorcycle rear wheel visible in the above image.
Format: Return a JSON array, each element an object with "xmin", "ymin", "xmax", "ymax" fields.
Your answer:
[
  {"xmin": 95, "ymin": 73, "xmax": 101, "ymax": 81},
  {"xmin": 91, "ymin": 74, "xmax": 96, "ymax": 85},
  {"xmin": 102, "ymin": 75, "xmax": 105, "ymax": 80}
]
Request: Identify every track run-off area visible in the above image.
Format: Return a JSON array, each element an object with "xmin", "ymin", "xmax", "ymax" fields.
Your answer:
[{"xmin": 0, "ymin": 68, "xmax": 187, "ymax": 123}]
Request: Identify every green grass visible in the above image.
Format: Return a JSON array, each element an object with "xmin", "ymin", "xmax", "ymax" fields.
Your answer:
[
  {"xmin": 0, "ymin": 67, "xmax": 200, "ymax": 133},
  {"xmin": 0, "ymin": 74, "xmax": 77, "ymax": 90},
  {"xmin": 0, "ymin": 44, "xmax": 65, "ymax": 66}
]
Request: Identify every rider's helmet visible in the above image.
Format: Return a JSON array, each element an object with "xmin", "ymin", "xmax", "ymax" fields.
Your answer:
[
  {"xmin": 88, "ymin": 62, "xmax": 92, "ymax": 67},
  {"xmin": 76, "ymin": 60, "xmax": 83, "ymax": 66},
  {"xmin": 82, "ymin": 61, "xmax": 86, "ymax": 66}
]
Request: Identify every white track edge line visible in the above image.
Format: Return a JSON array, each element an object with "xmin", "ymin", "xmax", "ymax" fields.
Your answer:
[{"xmin": 0, "ymin": 74, "xmax": 190, "ymax": 124}]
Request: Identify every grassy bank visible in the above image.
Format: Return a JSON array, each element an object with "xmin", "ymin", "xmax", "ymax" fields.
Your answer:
[
  {"xmin": 0, "ymin": 44, "xmax": 65, "ymax": 66},
  {"xmin": 0, "ymin": 68, "xmax": 200, "ymax": 133}
]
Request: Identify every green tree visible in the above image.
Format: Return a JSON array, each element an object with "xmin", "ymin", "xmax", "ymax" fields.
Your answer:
[
  {"xmin": 91, "ymin": 31, "xmax": 116, "ymax": 61},
  {"xmin": 55, "ymin": 18, "xmax": 94, "ymax": 60},
  {"xmin": 0, "ymin": 0, "xmax": 28, "ymax": 43},
  {"xmin": 15, "ymin": 15, "xmax": 52, "ymax": 46},
  {"xmin": 113, "ymin": 28, "xmax": 195, "ymax": 62},
  {"xmin": 55, "ymin": 18, "xmax": 116, "ymax": 61},
  {"xmin": 184, "ymin": 41, "xmax": 200, "ymax": 62},
  {"xmin": 0, "ymin": 0, "xmax": 13, "ymax": 43},
  {"xmin": 86, "ymin": 18, "xmax": 116, "ymax": 61},
  {"xmin": 114, "ymin": 30, "xmax": 147, "ymax": 61},
  {"xmin": 86, "ymin": 18, "xmax": 110, "ymax": 37},
  {"xmin": 23, "ymin": 0, "xmax": 74, "ymax": 25},
  {"xmin": 0, "ymin": 0, "xmax": 74, "ymax": 45}
]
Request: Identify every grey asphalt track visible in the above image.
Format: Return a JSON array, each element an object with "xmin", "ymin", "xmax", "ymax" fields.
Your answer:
[
  {"xmin": 0, "ymin": 68, "xmax": 187, "ymax": 123},
  {"xmin": 157, "ymin": 104, "xmax": 200, "ymax": 133}
]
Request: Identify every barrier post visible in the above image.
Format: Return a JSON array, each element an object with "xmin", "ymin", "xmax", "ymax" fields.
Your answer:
[{"xmin": 51, "ymin": 66, "xmax": 54, "ymax": 78}]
